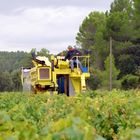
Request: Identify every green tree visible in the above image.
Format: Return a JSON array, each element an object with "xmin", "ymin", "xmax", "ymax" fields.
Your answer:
[
  {"xmin": 115, "ymin": 45, "xmax": 140, "ymax": 78},
  {"xmin": 0, "ymin": 51, "xmax": 33, "ymax": 91},
  {"xmin": 37, "ymin": 48, "xmax": 50, "ymax": 57},
  {"xmin": 132, "ymin": 0, "xmax": 140, "ymax": 42},
  {"xmin": 106, "ymin": 0, "xmax": 133, "ymax": 42},
  {"xmin": 121, "ymin": 74, "xmax": 140, "ymax": 89},
  {"xmin": 76, "ymin": 12, "xmax": 108, "ymax": 70},
  {"xmin": 110, "ymin": 0, "xmax": 132, "ymax": 14},
  {"xmin": 98, "ymin": 55, "xmax": 120, "ymax": 89},
  {"xmin": 105, "ymin": 0, "xmax": 140, "ymax": 87},
  {"xmin": 76, "ymin": 12, "xmax": 106, "ymax": 48},
  {"xmin": 106, "ymin": 12, "xmax": 132, "ymax": 42},
  {"xmin": 11, "ymin": 69, "xmax": 22, "ymax": 91},
  {"xmin": 0, "ymin": 71, "xmax": 13, "ymax": 92}
]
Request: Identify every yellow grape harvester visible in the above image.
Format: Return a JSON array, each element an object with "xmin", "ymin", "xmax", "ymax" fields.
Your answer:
[{"xmin": 21, "ymin": 53, "xmax": 90, "ymax": 96}]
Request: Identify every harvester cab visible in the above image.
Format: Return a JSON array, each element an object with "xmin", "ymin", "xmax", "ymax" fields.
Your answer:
[{"xmin": 21, "ymin": 51, "xmax": 90, "ymax": 96}]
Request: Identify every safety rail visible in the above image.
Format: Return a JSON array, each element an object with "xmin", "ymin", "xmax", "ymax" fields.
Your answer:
[{"xmin": 71, "ymin": 55, "xmax": 90, "ymax": 73}]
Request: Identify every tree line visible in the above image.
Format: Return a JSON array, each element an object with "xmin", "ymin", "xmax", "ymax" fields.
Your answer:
[
  {"xmin": 0, "ymin": 49, "xmax": 50, "ymax": 92},
  {"xmin": 76, "ymin": 0, "xmax": 140, "ymax": 90},
  {"xmin": 0, "ymin": 0, "xmax": 139, "ymax": 91}
]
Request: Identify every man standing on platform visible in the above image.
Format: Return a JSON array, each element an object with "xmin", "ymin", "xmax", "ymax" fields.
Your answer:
[{"xmin": 65, "ymin": 45, "xmax": 82, "ymax": 72}]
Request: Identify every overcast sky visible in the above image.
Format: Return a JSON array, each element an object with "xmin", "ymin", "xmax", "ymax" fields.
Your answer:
[{"xmin": 0, "ymin": 0, "xmax": 113, "ymax": 54}]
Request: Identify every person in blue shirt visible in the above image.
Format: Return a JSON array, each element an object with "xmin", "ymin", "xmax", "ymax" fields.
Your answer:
[{"xmin": 65, "ymin": 45, "xmax": 83, "ymax": 72}]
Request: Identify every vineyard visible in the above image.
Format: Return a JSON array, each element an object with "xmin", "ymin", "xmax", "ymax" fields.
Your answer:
[{"xmin": 0, "ymin": 90, "xmax": 140, "ymax": 140}]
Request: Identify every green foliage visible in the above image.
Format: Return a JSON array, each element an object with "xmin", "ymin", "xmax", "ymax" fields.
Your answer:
[
  {"xmin": 107, "ymin": 0, "xmax": 133, "ymax": 41},
  {"xmin": 133, "ymin": 0, "xmax": 140, "ymax": 40},
  {"xmin": 86, "ymin": 73, "xmax": 101, "ymax": 90},
  {"xmin": 115, "ymin": 45, "xmax": 140, "ymax": 78},
  {"xmin": 97, "ymin": 55, "xmax": 120, "ymax": 89},
  {"xmin": 11, "ymin": 70, "xmax": 22, "ymax": 91},
  {"xmin": 110, "ymin": 0, "xmax": 132, "ymax": 14},
  {"xmin": 117, "ymin": 54, "xmax": 136, "ymax": 75},
  {"xmin": 0, "ymin": 48, "xmax": 50, "ymax": 92},
  {"xmin": 0, "ymin": 51, "xmax": 33, "ymax": 73},
  {"xmin": 106, "ymin": 12, "xmax": 132, "ymax": 41},
  {"xmin": 76, "ymin": 0, "xmax": 140, "ymax": 89},
  {"xmin": 41, "ymin": 117, "xmax": 100, "ymax": 140},
  {"xmin": 76, "ymin": 12, "xmax": 107, "ymax": 70},
  {"xmin": 121, "ymin": 74, "xmax": 140, "ymax": 89},
  {"xmin": 0, "ymin": 51, "xmax": 32, "ymax": 92},
  {"xmin": 76, "ymin": 11, "xmax": 106, "ymax": 47},
  {"xmin": 104, "ymin": 55, "xmax": 120, "ymax": 79},
  {"xmin": 37, "ymin": 48, "xmax": 50, "ymax": 58},
  {"xmin": 0, "ymin": 90, "xmax": 140, "ymax": 140},
  {"xmin": 0, "ymin": 71, "xmax": 13, "ymax": 91}
]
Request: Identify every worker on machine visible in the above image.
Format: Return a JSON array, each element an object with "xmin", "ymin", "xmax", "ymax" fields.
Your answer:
[{"xmin": 65, "ymin": 45, "xmax": 83, "ymax": 72}]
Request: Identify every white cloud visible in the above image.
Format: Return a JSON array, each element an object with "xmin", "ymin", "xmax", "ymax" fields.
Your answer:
[
  {"xmin": 0, "ymin": 6, "xmax": 94, "ymax": 54},
  {"xmin": 0, "ymin": 0, "xmax": 113, "ymax": 12},
  {"xmin": 0, "ymin": 0, "xmax": 114, "ymax": 54}
]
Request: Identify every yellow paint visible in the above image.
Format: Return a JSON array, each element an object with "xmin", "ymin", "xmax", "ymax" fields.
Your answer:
[
  {"xmin": 70, "ymin": 77, "xmax": 81, "ymax": 93},
  {"xmin": 22, "ymin": 54, "xmax": 90, "ymax": 95}
]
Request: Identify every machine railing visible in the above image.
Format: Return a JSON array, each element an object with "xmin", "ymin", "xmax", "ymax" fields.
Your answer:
[{"xmin": 71, "ymin": 55, "xmax": 90, "ymax": 73}]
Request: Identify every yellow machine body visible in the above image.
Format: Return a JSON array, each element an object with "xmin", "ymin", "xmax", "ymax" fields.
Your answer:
[{"xmin": 21, "ymin": 55, "xmax": 90, "ymax": 95}]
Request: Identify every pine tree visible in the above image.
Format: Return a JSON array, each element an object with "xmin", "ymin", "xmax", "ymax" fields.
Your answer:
[{"xmin": 101, "ymin": 55, "xmax": 120, "ymax": 89}]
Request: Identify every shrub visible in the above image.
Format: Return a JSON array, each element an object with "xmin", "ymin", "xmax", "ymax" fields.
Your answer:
[
  {"xmin": 87, "ymin": 73, "xmax": 101, "ymax": 90},
  {"xmin": 121, "ymin": 74, "xmax": 140, "ymax": 89}
]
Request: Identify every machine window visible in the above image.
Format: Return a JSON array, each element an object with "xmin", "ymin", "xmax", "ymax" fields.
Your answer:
[{"xmin": 39, "ymin": 68, "xmax": 50, "ymax": 79}]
